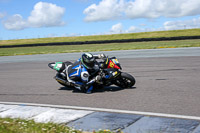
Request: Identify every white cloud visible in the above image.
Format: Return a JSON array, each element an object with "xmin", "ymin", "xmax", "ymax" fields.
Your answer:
[
  {"xmin": 109, "ymin": 17, "xmax": 200, "ymax": 35},
  {"xmin": 164, "ymin": 17, "xmax": 200, "ymax": 30},
  {"xmin": 0, "ymin": 12, "xmax": 6, "ymax": 19},
  {"xmin": 84, "ymin": 0, "xmax": 125, "ymax": 22},
  {"xmin": 125, "ymin": 0, "xmax": 162, "ymax": 19},
  {"xmin": 109, "ymin": 23, "xmax": 147, "ymax": 34},
  {"xmin": 110, "ymin": 23, "xmax": 123, "ymax": 34},
  {"xmin": 3, "ymin": 14, "xmax": 27, "ymax": 30},
  {"xmin": 3, "ymin": 2, "xmax": 65, "ymax": 30},
  {"xmin": 125, "ymin": 0, "xmax": 200, "ymax": 19},
  {"xmin": 84, "ymin": 0, "xmax": 200, "ymax": 22},
  {"xmin": 126, "ymin": 26, "xmax": 142, "ymax": 33},
  {"xmin": 28, "ymin": 2, "xmax": 65, "ymax": 27}
]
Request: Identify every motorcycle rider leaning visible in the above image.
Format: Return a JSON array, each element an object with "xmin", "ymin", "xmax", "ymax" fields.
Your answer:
[{"xmin": 66, "ymin": 53, "xmax": 106, "ymax": 93}]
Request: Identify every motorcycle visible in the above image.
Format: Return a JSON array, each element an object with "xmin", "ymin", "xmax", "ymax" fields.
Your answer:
[{"xmin": 48, "ymin": 56, "xmax": 136, "ymax": 92}]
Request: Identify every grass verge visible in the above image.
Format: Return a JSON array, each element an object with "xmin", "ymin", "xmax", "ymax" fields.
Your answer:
[
  {"xmin": 0, "ymin": 39, "xmax": 200, "ymax": 56},
  {"xmin": 0, "ymin": 29, "xmax": 200, "ymax": 46},
  {"xmin": 0, "ymin": 117, "xmax": 114, "ymax": 133}
]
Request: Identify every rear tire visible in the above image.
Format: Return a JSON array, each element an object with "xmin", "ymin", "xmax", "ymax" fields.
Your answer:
[{"xmin": 116, "ymin": 72, "xmax": 136, "ymax": 88}]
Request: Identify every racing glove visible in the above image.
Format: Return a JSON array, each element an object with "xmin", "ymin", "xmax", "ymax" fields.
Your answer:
[{"xmin": 98, "ymin": 54, "xmax": 106, "ymax": 59}]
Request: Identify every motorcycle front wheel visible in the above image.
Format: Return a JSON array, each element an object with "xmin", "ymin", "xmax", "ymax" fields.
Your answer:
[{"xmin": 115, "ymin": 72, "xmax": 136, "ymax": 88}]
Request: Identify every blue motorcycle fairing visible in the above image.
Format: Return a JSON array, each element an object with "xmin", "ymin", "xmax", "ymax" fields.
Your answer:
[
  {"xmin": 67, "ymin": 59, "xmax": 93, "ymax": 92},
  {"xmin": 68, "ymin": 60, "xmax": 89, "ymax": 82},
  {"xmin": 69, "ymin": 64, "xmax": 81, "ymax": 77},
  {"xmin": 86, "ymin": 86, "xmax": 93, "ymax": 93}
]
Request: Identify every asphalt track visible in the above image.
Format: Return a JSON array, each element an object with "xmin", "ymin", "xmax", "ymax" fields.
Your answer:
[{"xmin": 0, "ymin": 47, "xmax": 200, "ymax": 117}]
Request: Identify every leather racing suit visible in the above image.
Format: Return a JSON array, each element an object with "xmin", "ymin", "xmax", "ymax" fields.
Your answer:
[{"xmin": 67, "ymin": 54, "xmax": 105, "ymax": 93}]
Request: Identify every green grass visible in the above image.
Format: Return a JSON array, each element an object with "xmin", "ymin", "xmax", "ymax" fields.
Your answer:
[
  {"xmin": 0, "ymin": 117, "xmax": 80, "ymax": 133},
  {"xmin": 0, "ymin": 39, "xmax": 200, "ymax": 56},
  {"xmin": 0, "ymin": 117, "xmax": 114, "ymax": 133},
  {"xmin": 0, "ymin": 29, "xmax": 200, "ymax": 46}
]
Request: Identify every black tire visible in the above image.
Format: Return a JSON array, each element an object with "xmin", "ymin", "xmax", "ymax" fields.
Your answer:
[{"xmin": 116, "ymin": 72, "xmax": 136, "ymax": 88}]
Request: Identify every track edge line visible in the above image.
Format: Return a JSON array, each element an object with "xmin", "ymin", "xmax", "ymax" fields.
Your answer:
[{"xmin": 0, "ymin": 101, "xmax": 200, "ymax": 121}]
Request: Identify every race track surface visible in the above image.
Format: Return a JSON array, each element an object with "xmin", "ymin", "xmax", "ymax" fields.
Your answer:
[{"xmin": 0, "ymin": 48, "xmax": 200, "ymax": 116}]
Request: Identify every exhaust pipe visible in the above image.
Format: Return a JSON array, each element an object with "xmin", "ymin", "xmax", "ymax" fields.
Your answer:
[{"xmin": 54, "ymin": 76, "xmax": 71, "ymax": 86}]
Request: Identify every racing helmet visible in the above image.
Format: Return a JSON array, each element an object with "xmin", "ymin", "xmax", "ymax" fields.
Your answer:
[{"xmin": 81, "ymin": 53, "xmax": 95, "ymax": 69}]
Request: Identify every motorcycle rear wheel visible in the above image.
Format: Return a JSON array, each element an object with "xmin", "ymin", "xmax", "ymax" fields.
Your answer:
[{"xmin": 116, "ymin": 72, "xmax": 136, "ymax": 88}]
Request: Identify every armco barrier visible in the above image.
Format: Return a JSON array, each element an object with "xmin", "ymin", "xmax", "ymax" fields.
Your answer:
[{"xmin": 1, "ymin": 36, "xmax": 200, "ymax": 48}]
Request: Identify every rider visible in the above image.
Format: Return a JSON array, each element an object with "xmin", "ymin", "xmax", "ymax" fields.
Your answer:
[{"xmin": 67, "ymin": 53, "xmax": 106, "ymax": 93}]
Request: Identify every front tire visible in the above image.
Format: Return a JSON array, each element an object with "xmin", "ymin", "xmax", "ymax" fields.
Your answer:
[{"xmin": 115, "ymin": 72, "xmax": 136, "ymax": 88}]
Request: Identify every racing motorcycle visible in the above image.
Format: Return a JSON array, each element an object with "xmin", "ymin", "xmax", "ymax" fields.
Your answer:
[{"xmin": 48, "ymin": 56, "xmax": 136, "ymax": 92}]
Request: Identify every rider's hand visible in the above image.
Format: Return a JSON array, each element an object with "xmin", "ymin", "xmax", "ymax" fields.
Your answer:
[
  {"xmin": 98, "ymin": 54, "xmax": 106, "ymax": 59},
  {"xmin": 95, "ymin": 75, "xmax": 102, "ymax": 83}
]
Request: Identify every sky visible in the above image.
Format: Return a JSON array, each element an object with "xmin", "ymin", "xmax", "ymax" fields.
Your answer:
[{"xmin": 0, "ymin": 0, "xmax": 200, "ymax": 40}]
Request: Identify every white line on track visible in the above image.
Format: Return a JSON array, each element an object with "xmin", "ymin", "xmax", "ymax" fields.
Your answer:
[{"xmin": 1, "ymin": 101, "xmax": 200, "ymax": 121}]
